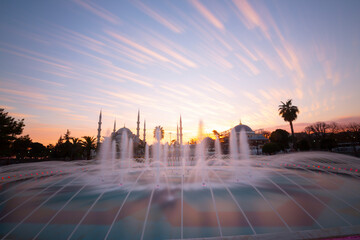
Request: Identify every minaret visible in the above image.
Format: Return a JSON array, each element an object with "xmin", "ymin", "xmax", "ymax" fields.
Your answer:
[
  {"xmin": 177, "ymin": 124, "xmax": 179, "ymax": 144},
  {"xmin": 113, "ymin": 118, "xmax": 116, "ymax": 133},
  {"xmin": 136, "ymin": 110, "xmax": 140, "ymax": 138},
  {"xmin": 180, "ymin": 115, "xmax": 183, "ymax": 145},
  {"xmin": 143, "ymin": 120, "xmax": 146, "ymax": 143},
  {"xmin": 97, "ymin": 110, "xmax": 102, "ymax": 147}
]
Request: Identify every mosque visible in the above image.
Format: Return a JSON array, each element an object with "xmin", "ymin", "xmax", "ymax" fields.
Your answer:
[
  {"xmin": 96, "ymin": 110, "xmax": 267, "ymax": 155},
  {"xmin": 219, "ymin": 122, "xmax": 269, "ymax": 155},
  {"xmin": 96, "ymin": 110, "xmax": 183, "ymax": 150}
]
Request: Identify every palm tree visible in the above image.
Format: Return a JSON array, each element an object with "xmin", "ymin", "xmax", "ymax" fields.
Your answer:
[
  {"xmin": 82, "ymin": 136, "xmax": 96, "ymax": 160},
  {"xmin": 153, "ymin": 126, "xmax": 164, "ymax": 140},
  {"xmin": 278, "ymin": 99, "xmax": 299, "ymax": 148},
  {"xmin": 71, "ymin": 137, "xmax": 83, "ymax": 160}
]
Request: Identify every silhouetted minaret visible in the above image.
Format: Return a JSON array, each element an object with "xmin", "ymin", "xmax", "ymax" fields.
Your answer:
[
  {"xmin": 177, "ymin": 124, "xmax": 179, "ymax": 143},
  {"xmin": 143, "ymin": 120, "xmax": 146, "ymax": 143},
  {"xmin": 113, "ymin": 118, "xmax": 116, "ymax": 133},
  {"xmin": 97, "ymin": 110, "xmax": 102, "ymax": 147},
  {"xmin": 180, "ymin": 115, "xmax": 183, "ymax": 145},
  {"xmin": 136, "ymin": 110, "xmax": 140, "ymax": 138}
]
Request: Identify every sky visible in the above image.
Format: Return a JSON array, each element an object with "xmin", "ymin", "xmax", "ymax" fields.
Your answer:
[{"xmin": 1, "ymin": 0, "xmax": 360, "ymax": 145}]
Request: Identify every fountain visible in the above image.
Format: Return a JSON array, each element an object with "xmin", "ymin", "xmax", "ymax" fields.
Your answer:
[{"xmin": 1, "ymin": 121, "xmax": 360, "ymax": 240}]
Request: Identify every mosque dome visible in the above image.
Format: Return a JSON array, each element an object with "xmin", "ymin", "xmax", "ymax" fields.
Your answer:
[
  {"xmin": 233, "ymin": 124, "xmax": 253, "ymax": 133},
  {"xmin": 115, "ymin": 127, "xmax": 133, "ymax": 136},
  {"xmin": 202, "ymin": 136, "xmax": 215, "ymax": 144}
]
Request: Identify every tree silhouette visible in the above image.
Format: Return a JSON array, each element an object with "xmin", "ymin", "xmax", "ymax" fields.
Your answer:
[
  {"xmin": 153, "ymin": 126, "xmax": 164, "ymax": 140},
  {"xmin": 278, "ymin": 99, "xmax": 299, "ymax": 148},
  {"xmin": 0, "ymin": 108, "xmax": 25, "ymax": 156},
  {"xmin": 82, "ymin": 136, "xmax": 96, "ymax": 160}
]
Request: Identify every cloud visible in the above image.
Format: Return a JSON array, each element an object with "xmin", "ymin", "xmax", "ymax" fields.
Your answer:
[
  {"xmin": 0, "ymin": 87, "xmax": 48, "ymax": 101},
  {"xmin": 1, "ymin": 105, "xmax": 15, "ymax": 110},
  {"xmin": 134, "ymin": 1, "xmax": 183, "ymax": 33},
  {"xmin": 233, "ymin": 0, "xmax": 269, "ymax": 38},
  {"xmin": 9, "ymin": 112, "xmax": 38, "ymax": 119},
  {"xmin": 258, "ymin": 89, "xmax": 272, "ymax": 100},
  {"xmin": 73, "ymin": 0, "xmax": 121, "ymax": 25},
  {"xmin": 243, "ymin": 91, "xmax": 262, "ymax": 104},
  {"xmin": 11, "ymin": 73, "xmax": 65, "ymax": 87},
  {"xmin": 36, "ymin": 105, "xmax": 71, "ymax": 113},
  {"xmin": 190, "ymin": 0, "xmax": 224, "ymax": 30},
  {"xmin": 0, "ymin": 48, "xmax": 70, "ymax": 70},
  {"xmin": 105, "ymin": 30, "xmax": 170, "ymax": 62},
  {"xmin": 201, "ymin": 76, "xmax": 235, "ymax": 97},
  {"xmin": 160, "ymin": 85, "xmax": 189, "ymax": 97},
  {"xmin": 99, "ymin": 89, "xmax": 156, "ymax": 106},
  {"xmin": 235, "ymin": 53, "xmax": 259, "ymax": 75},
  {"xmin": 149, "ymin": 40, "xmax": 197, "ymax": 68},
  {"xmin": 253, "ymin": 47, "xmax": 283, "ymax": 77},
  {"xmin": 233, "ymin": 0, "xmax": 305, "ymax": 82},
  {"xmin": 111, "ymin": 71, "xmax": 153, "ymax": 87}
]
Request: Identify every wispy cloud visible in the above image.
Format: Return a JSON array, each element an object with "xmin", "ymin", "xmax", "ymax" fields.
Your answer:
[
  {"xmin": 10, "ymin": 73, "xmax": 65, "ymax": 87},
  {"xmin": 243, "ymin": 91, "xmax": 262, "ymax": 104},
  {"xmin": 105, "ymin": 30, "xmax": 170, "ymax": 62},
  {"xmin": 0, "ymin": 105, "xmax": 15, "ymax": 110},
  {"xmin": 149, "ymin": 40, "xmax": 197, "ymax": 68},
  {"xmin": 201, "ymin": 76, "xmax": 235, "ymax": 97},
  {"xmin": 36, "ymin": 105, "xmax": 71, "ymax": 113},
  {"xmin": 0, "ymin": 87, "xmax": 48, "ymax": 101},
  {"xmin": 99, "ymin": 89, "xmax": 156, "ymax": 106},
  {"xmin": 190, "ymin": 0, "xmax": 224, "ymax": 30},
  {"xmin": 233, "ymin": 0, "xmax": 269, "ymax": 38},
  {"xmin": 0, "ymin": 48, "xmax": 70, "ymax": 70},
  {"xmin": 133, "ymin": 1, "xmax": 183, "ymax": 33},
  {"xmin": 10, "ymin": 112, "xmax": 38, "ymax": 119},
  {"xmin": 73, "ymin": 0, "xmax": 121, "ymax": 25},
  {"xmin": 160, "ymin": 85, "xmax": 189, "ymax": 97},
  {"xmin": 235, "ymin": 53, "xmax": 259, "ymax": 75}
]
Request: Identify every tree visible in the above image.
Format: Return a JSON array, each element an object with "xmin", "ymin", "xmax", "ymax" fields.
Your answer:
[
  {"xmin": 304, "ymin": 122, "xmax": 340, "ymax": 150},
  {"xmin": 344, "ymin": 123, "xmax": 360, "ymax": 156},
  {"xmin": 153, "ymin": 126, "xmax": 164, "ymax": 140},
  {"xmin": 12, "ymin": 135, "xmax": 32, "ymax": 160},
  {"xmin": 262, "ymin": 142, "xmax": 280, "ymax": 155},
  {"xmin": 52, "ymin": 130, "xmax": 73, "ymax": 160},
  {"xmin": 0, "ymin": 108, "xmax": 25, "ymax": 156},
  {"xmin": 305, "ymin": 122, "xmax": 329, "ymax": 138},
  {"xmin": 297, "ymin": 139, "xmax": 310, "ymax": 151},
  {"xmin": 71, "ymin": 137, "xmax": 83, "ymax": 160},
  {"xmin": 269, "ymin": 129, "xmax": 290, "ymax": 151},
  {"xmin": 82, "ymin": 136, "xmax": 96, "ymax": 160},
  {"xmin": 278, "ymin": 100, "xmax": 299, "ymax": 148},
  {"xmin": 29, "ymin": 142, "xmax": 47, "ymax": 159}
]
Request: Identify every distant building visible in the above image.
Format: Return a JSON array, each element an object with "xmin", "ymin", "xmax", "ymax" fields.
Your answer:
[{"xmin": 219, "ymin": 122, "xmax": 269, "ymax": 155}]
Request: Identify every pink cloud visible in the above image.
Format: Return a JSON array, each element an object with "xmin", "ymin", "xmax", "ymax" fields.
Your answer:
[
  {"xmin": 134, "ymin": 1, "xmax": 183, "ymax": 33},
  {"xmin": 190, "ymin": 0, "xmax": 224, "ymax": 30},
  {"xmin": 73, "ymin": 0, "xmax": 121, "ymax": 25},
  {"xmin": 105, "ymin": 30, "xmax": 170, "ymax": 62}
]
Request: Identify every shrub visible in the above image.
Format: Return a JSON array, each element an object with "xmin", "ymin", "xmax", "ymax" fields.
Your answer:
[{"xmin": 262, "ymin": 143, "xmax": 280, "ymax": 155}]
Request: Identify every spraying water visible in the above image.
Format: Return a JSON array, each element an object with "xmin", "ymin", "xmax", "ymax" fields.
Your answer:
[
  {"xmin": 128, "ymin": 138, "xmax": 133, "ymax": 168},
  {"xmin": 111, "ymin": 140, "xmax": 116, "ymax": 172},
  {"xmin": 164, "ymin": 143, "xmax": 169, "ymax": 167},
  {"xmin": 239, "ymin": 129, "xmax": 250, "ymax": 161},
  {"xmin": 195, "ymin": 121, "xmax": 207, "ymax": 185},
  {"xmin": 154, "ymin": 127, "xmax": 161, "ymax": 186},
  {"xmin": 145, "ymin": 143, "xmax": 149, "ymax": 167},
  {"xmin": 99, "ymin": 137, "xmax": 111, "ymax": 175},
  {"xmin": 120, "ymin": 131, "xmax": 128, "ymax": 184},
  {"xmin": 230, "ymin": 128, "xmax": 238, "ymax": 163},
  {"xmin": 215, "ymin": 137, "xmax": 222, "ymax": 160}
]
